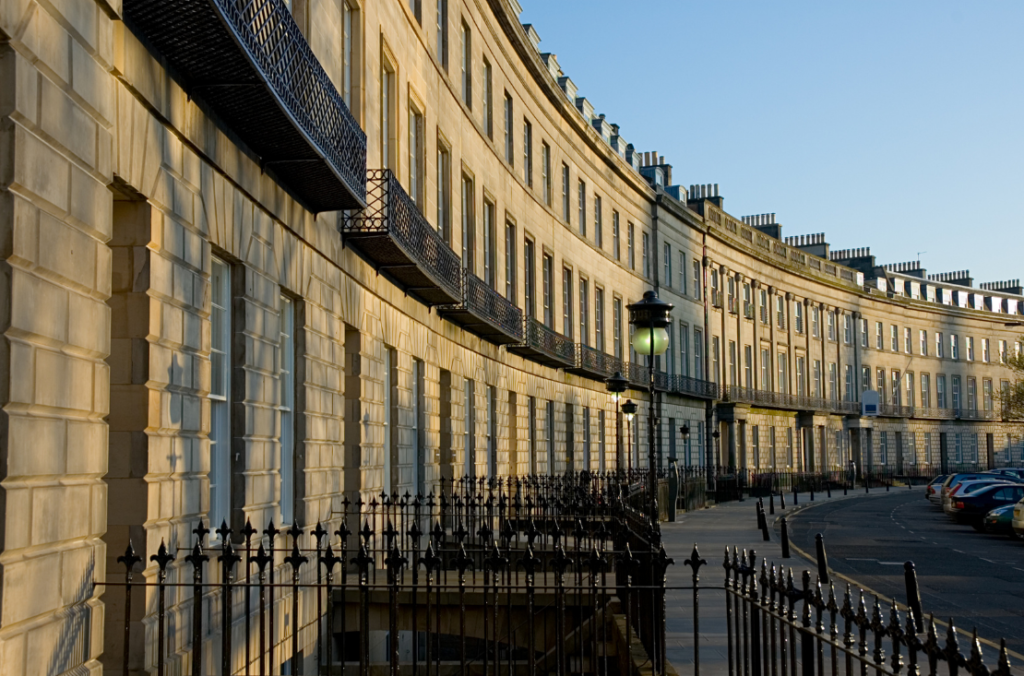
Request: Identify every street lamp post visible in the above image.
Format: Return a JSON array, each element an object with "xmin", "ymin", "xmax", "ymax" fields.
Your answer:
[
  {"xmin": 627, "ymin": 290, "xmax": 674, "ymax": 523},
  {"xmin": 605, "ymin": 371, "xmax": 629, "ymax": 473},
  {"xmin": 622, "ymin": 399, "xmax": 637, "ymax": 473},
  {"xmin": 679, "ymin": 423, "xmax": 690, "ymax": 466}
]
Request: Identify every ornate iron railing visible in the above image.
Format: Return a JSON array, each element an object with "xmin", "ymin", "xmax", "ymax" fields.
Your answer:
[
  {"xmin": 723, "ymin": 549, "xmax": 1014, "ymax": 676},
  {"xmin": 508, "ymin": 317, "xmax": 576, "ymax": 368},
  {"xmin": 668, "ymin": 374, "xmax": 719, "ymax": 399},
  {"xmin": 725, "ymin": 387, "xmax": 858, "ymax": 414},
  {"xmin": 626, "ymin": 361, "xmax": 648, "ymax": 388},
  {"xmin": 99, "ymin": 473, "xmax": 673, "ymax": 676},
  {"xmin": 124, "ymin": 0, "xmax": 367, "ymax": 211},
  {"xmin": 956, "ymin": 407, "xmax": 998, "ymax": 421},
  {"xmin": 879, "ymin": 403, "xmax": 915, "ymax": 418},
  {"xmin": 915, "ymin": 407, "xmax": 957, "ymax": 420},
  {"xmin": 442, "ymin": 269, "xmax": 524, "ymax": 344},
  {"xmin": 571, "ymin": 344, "xmax": 624, "ymax": 380},
  {"xmin": 623, "ymin": 362, "xmax": 670, "ymax": 391},
  {"xmin": 343, "ymin": 170, "xmax": 462, "ymax": 305}
]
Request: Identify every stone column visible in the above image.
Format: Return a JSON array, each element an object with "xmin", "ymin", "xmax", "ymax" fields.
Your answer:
[
  {"xmin": 805, "ymin": 425, "xmax": 816, "ymax": 471},
  {"xmin": 819, "ymin": 425, "xmax": 828, "ymax": 471},
  {"xmin": 738, "ymin": 419, "xmax": 748, "ymax": 469},
  {"xmin": 727, "ymin": 419, "xmax": 738, "ymax": 468}
]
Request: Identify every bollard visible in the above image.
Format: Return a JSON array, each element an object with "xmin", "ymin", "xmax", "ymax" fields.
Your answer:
[
  {"xmin": 810, "ymin": 485, "xmax": 815, "ymax": 501},
  {"xmin": 761, "ymin": 511, "xmax": 771, "ymax": 542},
  {"xmin": 886, "ymin": 480, "xmax": 890, "ymax": 492},
  {"xmin": 780, "ymin": 518, "xmax": 790, "ymax": 558},
  {"xmin": 904, "ymin": 561, "xmax": 924, "ymax": 632},
  {"xmin": 865, "ymin": 476, "xmax": 869, "ymax": 493},
  {"xmin": 814, "ymin": 533, "xmax": 830, "ymax": 584},
  {"xmin": 756, "ymin": 500, "xmax": 763, "ymax": 529},
  {"xmin": 843, "ymin": 481, "xmax": 848, "ymax": 496},
  {"xmin": 826, "ymin": 483, "xmax": 832, "ymax": 498},
  {"xmin": 769, "ymin": 493, "xmax": 775, "ymax": 514},
  {"xmin": 780, "ymin": 491, "xmax": 786, "ymax": 510},
  {"xmin": 793, "ymin": 487, "xmax": 799, "ymax": 505}
]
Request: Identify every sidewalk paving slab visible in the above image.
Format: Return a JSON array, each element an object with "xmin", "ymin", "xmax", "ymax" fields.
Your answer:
[{"xmin": 660, "ymin": 485, "xmax": 903, "ymax": 675}]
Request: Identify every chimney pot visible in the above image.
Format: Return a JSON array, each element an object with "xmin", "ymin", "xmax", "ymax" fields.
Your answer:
[{"xmin": 714, "ymin": 183, "xmax": 719, "ymax": 197}]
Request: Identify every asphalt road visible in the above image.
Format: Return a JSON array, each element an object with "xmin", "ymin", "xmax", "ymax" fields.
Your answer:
[{"xmin": 786, "ymin": 488, "xmax": 1024, "ymax": 653}]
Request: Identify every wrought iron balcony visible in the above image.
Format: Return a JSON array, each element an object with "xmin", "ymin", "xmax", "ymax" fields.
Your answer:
[
  {"xmin": 625, "ymin": 362, "xmax": 648, "ymax": 388},
  {"xmin": 878, "ymin": 403, "xmax": 914, "ymax": 418},
  {"xmin": 914, "ymin": 407, "xmax": 957, "ymax": 420},
  {"xmin": 567, "ymin": 344, "xmax": 623, "ymax": 381},
  {"xmin": 723, "ymin": 387, "xmax": 857, "ymax": 414},
  {"xmin": 342, "ymin": 170, "xmax": 462, "ymax": 306},
  {"xmin": 508, "ymin": 317, "xmax": 576, "ymax": 369},
  {"xmin": 623, "ymin": 362, "xmax": 671, "ymax": 391},
  {"xmin": 440, "ymin": 270, "xmax": 524, "ymax": 345},
  {"xmin": 669, "ymin": 375, "xmax": 719, "ymax": 399},
  {"xmin": 955, "ymin": 408, "xmax": 998, "ymax": 421},
  {"xmin": 124, "ymin": 0, "xmax": 367, "ymax": 211}
]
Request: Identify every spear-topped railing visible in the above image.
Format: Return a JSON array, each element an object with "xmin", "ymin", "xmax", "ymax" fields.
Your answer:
[{"xmin": 101, "ymin": 471, "xmax": 673, "ymax": 676}]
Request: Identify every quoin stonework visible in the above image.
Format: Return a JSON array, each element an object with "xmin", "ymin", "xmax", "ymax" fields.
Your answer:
[{"xmin": 0, "ymin": 0, "xmax": 1021, "ymax": 674}]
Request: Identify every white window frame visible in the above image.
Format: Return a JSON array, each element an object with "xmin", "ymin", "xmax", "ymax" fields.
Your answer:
[
  {"xmin": 210, "ymin": 257, "xmax": 232, "ymax": 533},
  {"xmin": 279, "ymin": 295, "xmax": 296, "ymax": 525}
]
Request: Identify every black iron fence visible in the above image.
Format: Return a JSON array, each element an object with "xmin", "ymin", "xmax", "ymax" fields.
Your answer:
[
  {"xmin": 99, "ymin": 472, "xmax": 674, "ymax": 676},
  {"xmin": 722, "ymin": 548, "xmax": 1015, "ymax": 676}
]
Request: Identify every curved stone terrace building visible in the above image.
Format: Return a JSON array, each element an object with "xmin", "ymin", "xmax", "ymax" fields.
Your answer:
[{"xmin": 0, "ymin": 0, "xmax": 1022, "ymax": 673}]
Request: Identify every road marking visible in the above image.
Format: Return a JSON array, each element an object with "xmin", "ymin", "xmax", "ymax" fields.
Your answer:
[
  {"xmin": 1015, "ymin": 568, "xmax": 1024, "ymax": 573},
  {"xmin": 953, "ymin": 549, "xmax": 964, "ymax": 554},
  {"xmin": 980, "ymin": 558, "xmax": 997, "ymax": 564}
]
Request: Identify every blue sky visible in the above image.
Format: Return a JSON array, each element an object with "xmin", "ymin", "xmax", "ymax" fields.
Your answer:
[{"xmin": 520, "ymin": 1, "xmax": 1024, "ymax": 283}]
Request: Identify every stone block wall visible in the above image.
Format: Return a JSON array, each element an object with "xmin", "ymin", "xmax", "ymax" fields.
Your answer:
[{"xmin": 0, "ymin": 0, "xmax": 116, "ymax": 671}]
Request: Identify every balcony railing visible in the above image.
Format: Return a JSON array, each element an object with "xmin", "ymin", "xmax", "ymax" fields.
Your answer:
[
  {"xmin": 914, "ymin": 407, "xmax": 957, "ymax": 420},
  {"xmin": 624, "ymin": 362, "xmax": 671, "ymax": 391},
  {"xmin": 669, "ymin": 375, "xmax": 719, "ymax": 399},
  {"xmin": 343, "ymin": 170, "xmax": 462, "ymax": 306},
  {"xmin": 878, "ymin": 403, "xmax": 914, "ymax": 418},
  {"xmin": 955, "ymin": 408, "xmax": 998, "ymax": 421},
  {"xmin": 724, "ymin": 387, "xmax": 858, "ymax": 414},
  {"xmin": 625, "ymin": 361, "xmax": 648, "ymax": 388},
  {"xmin": 124, "ymin": 0, "xmax": 367, "ymax": 211},
  {"xmin": 568, "ymin": 344, "xmax": 623, "ymax": 381},
  {"xmin": 507, "ymin": 317, "xmax": 576, "ymax": 369},
  {"xmin": 440, "ymin": 270, "xmax": 524, "ymax": 345}
]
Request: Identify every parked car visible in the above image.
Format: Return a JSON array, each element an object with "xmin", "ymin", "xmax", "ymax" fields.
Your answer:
[
  {"xmin": 946, "ymin": 484, "xmax": 1024, "ymax": 528},
  {"xmin": 989, "ymin": 468, "xmax": 1024, "ymax": 481},
  {"xmin": 941, "ymin": 478, "xmax": 1008, "ymax": 511},
  {"xmin": 939, "ymin": 473, "xmax": 1024, "ymax": 510},
  {"xmin": 982, "ymin": 504, "xmax": 1017, "ymax": 535},
  {"xmin": 926, "ymin": 475, "xmax": 947, "ymax": 504}
]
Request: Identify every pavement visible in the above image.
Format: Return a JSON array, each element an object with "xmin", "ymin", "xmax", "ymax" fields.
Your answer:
[{"xmin": 658, "ymin": 484, "xmax": 1024, "ymax": 676}]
